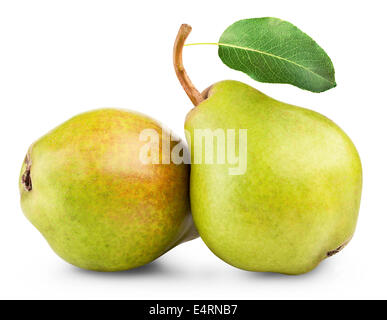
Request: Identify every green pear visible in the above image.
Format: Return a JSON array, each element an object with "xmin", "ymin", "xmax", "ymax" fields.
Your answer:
[
  {"xmin": 19, "ymin": 108, "xmax": 197, "ymax": 271},
  {"xmin": 184, "ymin": 80, "xmax": 362, "ymax": 275},
  {"xmin": 173, "ymin": 23, "xmax": 362, "ymax": 274}
]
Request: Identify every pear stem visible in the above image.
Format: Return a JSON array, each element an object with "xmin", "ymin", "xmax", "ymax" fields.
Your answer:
[{"xmin": 173, "ymin": 24, "xmax": 204, "ymax": 106}]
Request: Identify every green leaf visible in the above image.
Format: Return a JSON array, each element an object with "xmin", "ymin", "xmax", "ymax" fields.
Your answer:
[{"xmin": 218, "ymin": 18, "xmax": 336, "ymax": 92}]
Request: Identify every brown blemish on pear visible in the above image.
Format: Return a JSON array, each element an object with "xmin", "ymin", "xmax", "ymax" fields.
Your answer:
[
  {"xmin": 21, "ymin": 151, "xmax": 32, "ymax": 192},
  {"xmin": 326, "ymin": 238, "xmax": 352, "ymax": 258}
]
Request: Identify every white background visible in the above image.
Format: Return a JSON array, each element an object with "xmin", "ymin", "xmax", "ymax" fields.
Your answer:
[{"xmin": 0, "ymin": 0, "xmax": 386, "ymax": 300}]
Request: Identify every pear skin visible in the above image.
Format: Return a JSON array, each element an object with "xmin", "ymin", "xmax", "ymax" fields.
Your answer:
[
  {"xmin": 185, "ymin": 81, "xmax": 362, "ymax": 275},
  {"xmin": 20, "ymin": 108, "xmax": 197, "ymax": 271}
]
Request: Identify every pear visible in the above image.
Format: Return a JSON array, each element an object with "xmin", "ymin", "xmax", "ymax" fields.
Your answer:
[
  {"xmin": 185, "ymin": 81, "xmax": 362, "ymax": 274},
  {"xmin": 174, "ymin": 25, "xmax": 362, "ymax": 275},
  {"xmin": 19, "ymin": 109, "xmax": 197, "ymax": 271}
]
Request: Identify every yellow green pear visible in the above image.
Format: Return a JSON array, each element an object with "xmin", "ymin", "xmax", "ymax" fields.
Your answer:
[
  {"xmin": 185, "ymin": 81, "xmax": 362, "ymax": 274},
  {"xmin": 19, "ymin": 109, "xmax": 197, "ymax": 271},
  {"xmin": 174, "ymin": 26, "xmax": 362, "ymax": 275}
]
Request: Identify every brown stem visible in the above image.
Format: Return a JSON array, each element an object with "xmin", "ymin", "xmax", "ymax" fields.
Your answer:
[{"xmin": 173, "ymin": 24, "xmax": 204, "ymax": 106}]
